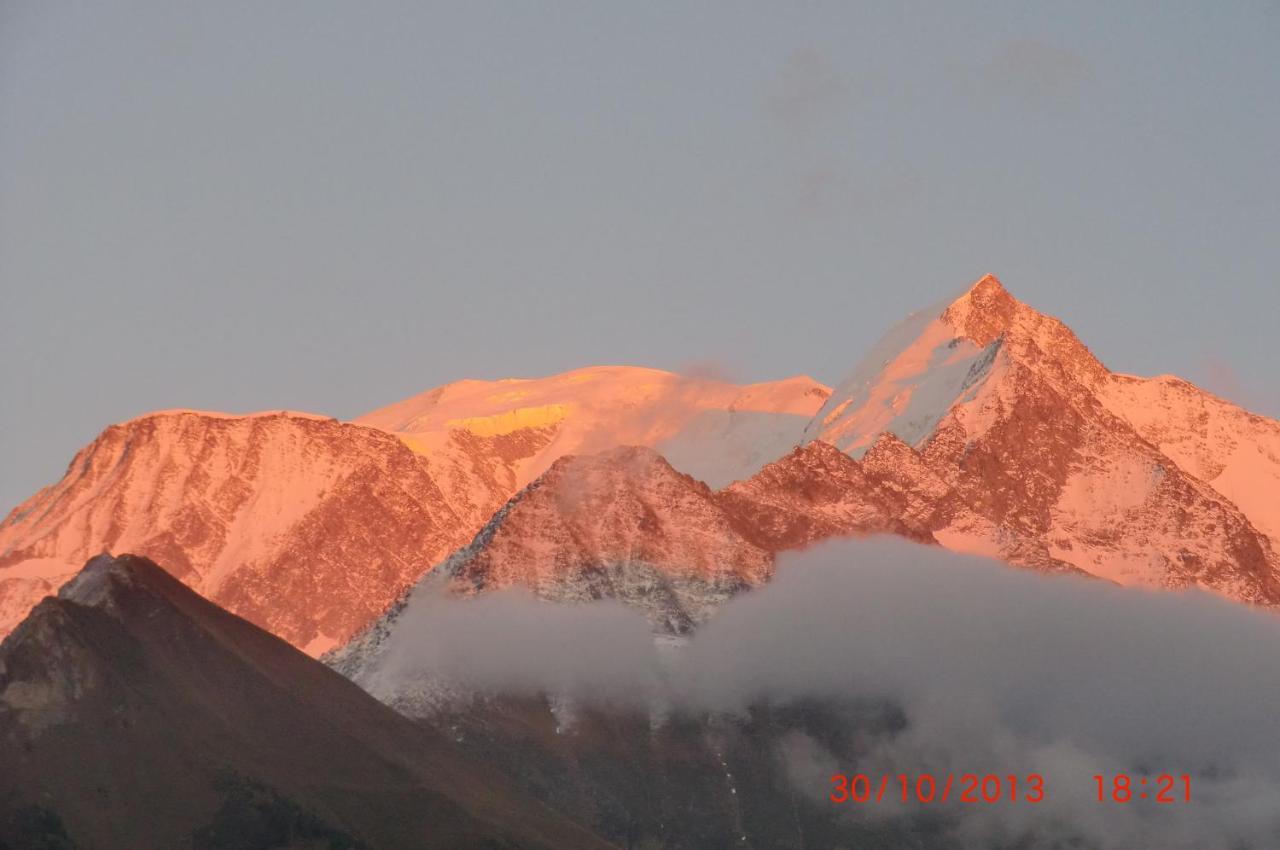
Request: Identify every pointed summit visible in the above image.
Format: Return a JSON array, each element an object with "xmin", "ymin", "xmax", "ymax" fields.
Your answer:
[
  {"xmin": 800, "ymin": 275, "xmax": 1013, "ymax": 457},
  {"xmin": 55, "ymin": 552, "xmax": 196, "ymax": 613},
  {"xmin": 941, "ymin": 273, "xmax": 1020, "ymax": 346},
  {"xmin": 805, "ymin": 273, "xmax": 1116, "ymax": 457},
  {"xmin": 952, "ymin": 272, "xmax": 1008, "ymax": 300},
  {"xmin": 969, "ymin": 272, "xmax": 1007, "ymax": 294},
  {"xmin": 57, "ymin": 552, "xmax": 135, "ymax": 608},
  {"xmin": 426, "ymin": 444, "xmax": 772, "ymax": 633}
]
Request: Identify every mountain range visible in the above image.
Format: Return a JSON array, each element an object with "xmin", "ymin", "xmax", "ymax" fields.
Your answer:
[
  {"xmin": 5, "ymin": 273, "xmax": 1280, "ymax": 849},
  {"xmin": 3, "ymin": 274, "xmax": 1278, "ymax": 657}
]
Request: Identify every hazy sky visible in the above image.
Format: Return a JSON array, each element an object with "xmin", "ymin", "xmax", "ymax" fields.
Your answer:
[{"xmin": 2, "ymin": 1, "xmax": 1277, "ymax": 510}]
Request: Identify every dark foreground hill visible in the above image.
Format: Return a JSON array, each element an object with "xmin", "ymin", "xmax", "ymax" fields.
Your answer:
[{"xmin": 0, "ymin": 554, "xmax": 615, "ymax": 850}]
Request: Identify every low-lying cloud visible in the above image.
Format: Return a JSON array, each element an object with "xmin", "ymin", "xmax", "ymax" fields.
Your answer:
[
  {"xmin": 373, "ymin": 590, "xmax": 660, "ymax": 709},
  {"xmin": 373, "ymin": 538, "xmax": 1280, "ymax": 848}
]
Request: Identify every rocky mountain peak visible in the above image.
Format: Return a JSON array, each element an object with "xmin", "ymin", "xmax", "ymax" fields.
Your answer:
[
  {"xmin": 940, "ymin": 273, "xmax": 1019, "ymax": 345},
  {"xmin": 56, "ymin": 552, "xmax": 134, "ymax": 608}
]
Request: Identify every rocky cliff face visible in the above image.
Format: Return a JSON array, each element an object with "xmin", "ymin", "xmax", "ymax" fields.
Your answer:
[
  {"xmin": 717, "ymin": 440, "xmax": 936, "ymax": 551},
  {"xmin": 1098, "ymin": 373, "xmax": 1280, "ymax": 551}
]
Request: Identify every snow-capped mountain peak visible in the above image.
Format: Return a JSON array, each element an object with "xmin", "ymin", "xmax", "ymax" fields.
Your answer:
[
  {"xmin": 3, "ymin": 274, "xmax": 1278, "ymax": 659},
  {"xmin": 807, "ymin": 274, "xmax": 1280, "ymax": 598}
]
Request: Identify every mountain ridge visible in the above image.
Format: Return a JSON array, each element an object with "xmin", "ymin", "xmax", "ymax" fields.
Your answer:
[
  {"xmin": 0, "ymin": 412, "xmax": 471, "ymax": 652},
  {"xmin": 2, "ymin": 274, "xmax": 1278, "ymax": 652}
]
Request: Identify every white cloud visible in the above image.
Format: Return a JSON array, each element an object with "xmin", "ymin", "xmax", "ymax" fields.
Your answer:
[{"xmin": 376, "ymin": 537, "xmax": 1280, "ymax": 848}]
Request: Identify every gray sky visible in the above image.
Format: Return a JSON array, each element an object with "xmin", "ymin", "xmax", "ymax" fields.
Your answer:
[{"xmin": 2, "ymin": 1, "xmax": 1278, "ymax": 511}]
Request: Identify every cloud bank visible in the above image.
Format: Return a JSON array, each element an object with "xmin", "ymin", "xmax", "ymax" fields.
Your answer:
[{"xmin": 375, "ymin": 538, "xmax": 1280, "ymax": 848}]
